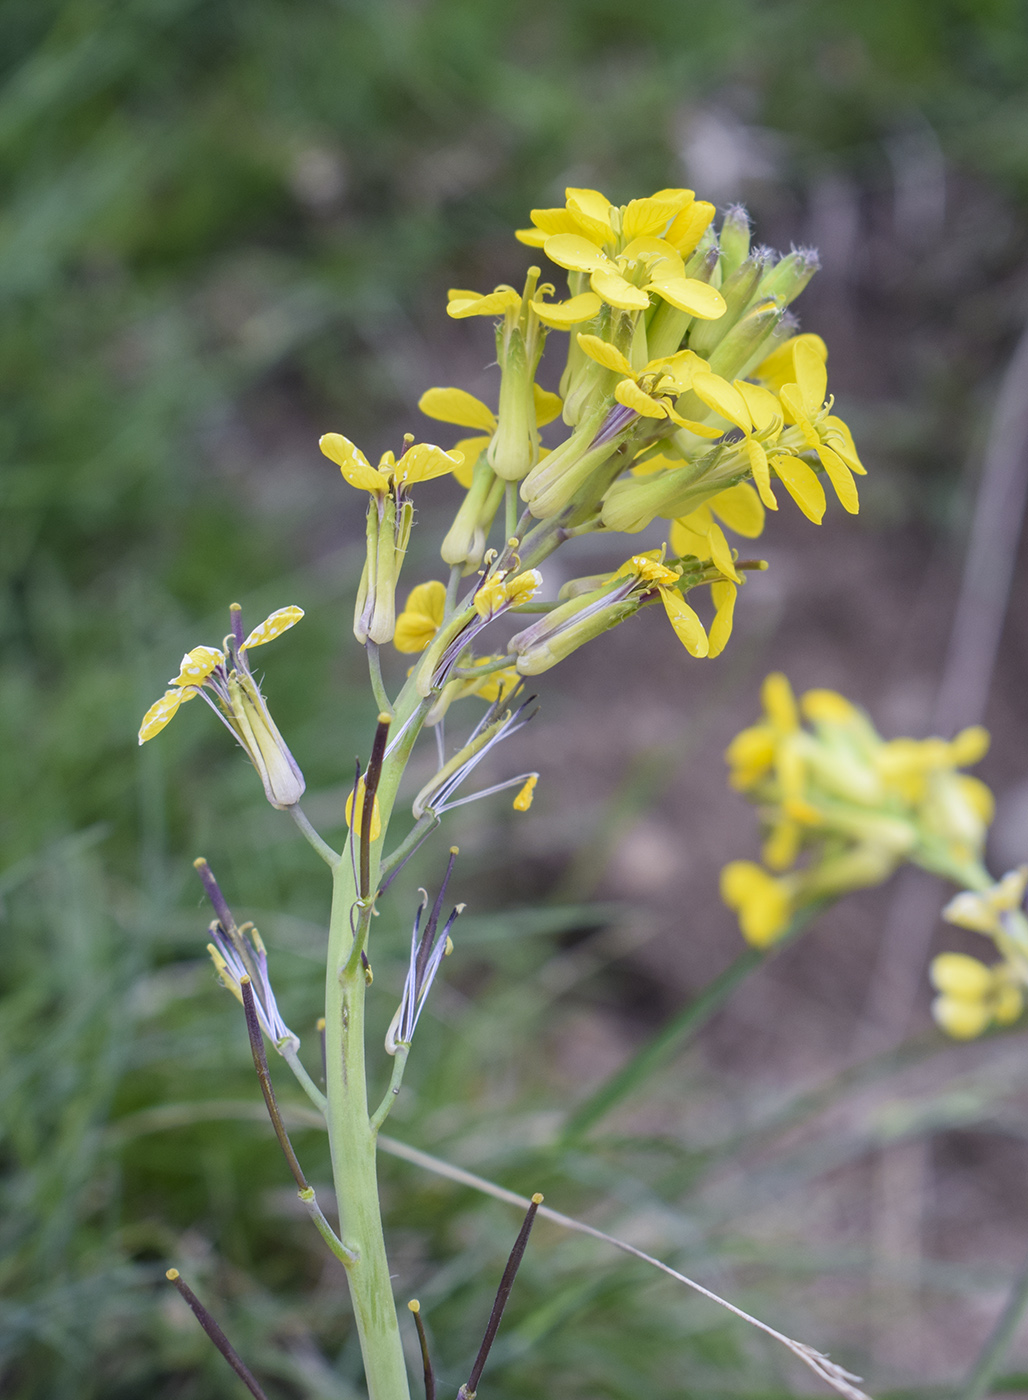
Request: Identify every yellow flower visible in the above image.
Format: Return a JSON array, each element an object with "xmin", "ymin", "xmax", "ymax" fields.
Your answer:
[
  {"xmin": 394, "ymin": 580, "xmax": 447, "ymax": 654},
  {"xmin": 575, "ymin": 335, "xmax": 720, "ymax": 434},
  {"xmin": 517, "ymin": 187, "xmax": 724, "ymax": 319},
  {"xmin": 447, "ymin": 281, "xmax": 602, "ymax": 331},
  {"xmin": 319, "ymin": 434, "xmax": 463, "ymax": 493},
  {"xmin": 138, "ymin": 605, "xmax": 306, "ymax": 809},
  {"xmin": 613, "ymin": 552, "xmax": 709, "ymax": 658},
  {"xmin": 777, "ymin": 341, "xmax": 865, "ymax": 515},
  {"xmin": 473, "ymin": 568, "xmax": 543, "ymax": 619},
  {"xmin": 720, "ymin": 860, "xmax": 795, "ymax": 947},
  {"xmin": 930, "ymin": 951, "xmax": 1023, "ymax": 1039},
  {"xmin": 943, "ymin": 868, "xmax": 1028, "ymax": 937}
]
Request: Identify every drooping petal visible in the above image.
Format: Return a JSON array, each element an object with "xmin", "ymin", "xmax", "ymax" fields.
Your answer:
[
  {"xmin": 705, "ymin": 521, "xmax": 741, "ymax": 582},
  {"xmin": 138, "ymin": 688, "xmax": 189, "ymax": 743},
  {"xmin": 709, "ymin": 482, "xmax": 765, "ymax": 538},
  {"xmin": 669, "ymin": 515, "xmax": 710, "ymax": 560},
  {"xmin": 446, "ymin": 288, "xmax": 521, "ymax": 318},
  {"xmin": 170, "ymin": 646, "xmax": 224, "ymax": 687},
  {"xmin": 319, "ymin": 433, "xmax": 390, "ymax": 492},
  {"xmin": 394, "ymin": 580, "xmax": 447, "ymax": 653},
  {"xmin": 744, "ymin": 437, "xmax": 777, "ymax": 510},
  {"xmin": 418, "ymin": 387, "xmax": 497, "ymax": 432},
  {"xmin": 648, "ymin": 277, "xmax": 726, "ymax": 319},
  {"xmin": 793, "ymin": 339, "xmax": 828, "ymax": 414},
  {"xmin": 525, "ymin": 207, "xmax": 584, "ymax": 237},
  {"xmin": 707, "ymin": 580, "xmax": 737, "ymax": 658},
  {"xmin": 395, "ymin": 443, "xmax": 464, "ymax": 485},
  {"xmin": 771, "ymin": 453, "xmax": 826, "ymax": 523},
  {"xmin": 529, "ymin": 290, "xmax": 603, "ymax": 328},
  {"xmin": 691, "ymin": 372, "xmax": 751, "ymax": 431},
  {"xmin": 514, "ymin": 227, "xmax": 548, "ymax": 247},
  {"xmin": 590, "ymin": 267, "xmax": 651, "ymax": 310},
  {"xmin": 614, "ymin": 378, "xmax": 668, "ymax": 418},
  {"xmin": 659, "ymin": 587, "xmax": 709, "ymax": 657},
  {"xmin": 575, "ymin": 334, "xmax": 635, "ymax": 376},
  {"xmin": 823, "ymin": 415, "xmax": 867, "ymax": 474},
  {"xmin": 243, "ymin": 606, "xmax": 304, "ymax": 651},
  {"xmin": 543, "ymin": 234, "xmax": 612, "ymax": 273},
  {"xmin": 533, "ymin": 384, "xmax": 564, "ymax": 426},
  {"xmin": 816, "ymin": 443, "xmax": 859, "ymax": 514}
]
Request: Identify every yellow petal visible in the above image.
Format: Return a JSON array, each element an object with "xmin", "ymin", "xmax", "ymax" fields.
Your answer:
[
  {"xmin": 575, "ymin": 334, "xmax": 634, "ymax": 376},
  {"xmin": 659, "ymin": 587, "xmax": 709, "ymax": 657},
  {"xmin": 709, "ymin": 482, "xmax": 765, "ymax": 538},
  {"xmin": 401, "ymin": 580, "xmax": 445, "ymax": 629},
  {"xmin": 319, "ymin": 433, "xmax": 390, "ymax": 492},
  {"xmin": 691, "ymin": 372, "xmax": 750, "ymax": 430},
  {"xmin": 793, "ymin": 339, "xmax": 828, "ymax": 413},
  {"xmin": 744, "ymin": 437, "xmax": 777, "ymax": 510},
  {"xmin": 138, "ymin": 688, "xmax": 188, "ymax": 743},
  {"xmin": 932, "ymin": 994, "xmax": 991, "ymax": 1040},
  {"xmin": 615, "ymin": 378, "xmax": 670, "ymax": 419},
  {"xmin": 800, "ymin": 689, "xmax": 860, "ymax": 724},
  {"xmin": 735, "ymin": 380, "xmax": 782, "ymax": 435},
  {"xmin": 621, "ymin": 195, "xmax": 692, "ymax": 241},
  {"xmin": 648, "ymin": 277, "xmax": 726, "ymax": 319},
  {"xmin": 515, "ymin": 227, "xmax": 548, "ymax": 247},
  {"xmin": 817, "ymin": 444, "xmax": 859, "ymax": 514},
  {"xmin": 707, "ymin": 580, "xmax": 737, "ymax": 658},
  {"xmin": 543, "ymin": 233, "xmax": 611, "ymax": 273},
  {"xmin": 243, "ymin": 606, "xmax": 304, "ymax": 651},
  {"xmin": 705, "ymin": 521, "xmax": 741, "ymax": 582},
  {"xmin": 762, "ymin": 672, "xmax": 798, "ymax": 730},
  {"xmin": 170, "ymin": 646, "xmax": 224, "ymax": 687},
  {"xmin": 669, "ymin": 518, "xmax": 710, "ymax": 559},
  {"xmin": 754, "ymin": 333, "xmax": 828, "ymax": 393},
  {"xmin": 590, "ymin": 267, "xmax": 651, "ymax": 310},
  {"xmin": 533, "ymin": 384, "xmax": 564, "ymax": 426},
  {"xmin": 665, "ymin": 200, "xmax": 715, "ymax": 257},
  {"xmin": 771, "ymin": 453, "xmax": 826, "ymax": 523},
  {"xmin": 564, "ymin": 186, "xmax": 614, "ymax": 238},
  {"xmin": 446, "ymin": 288, "xmax": 521, "ymax": 318},
  {"xmin": 395, "ymin": 443, "xmax": 463, "ymax": 484},
  {"xmin": 450, "ymin": 435, "xmax": 491, "ymax": 487},
  {"xmin": 529, "ymin": 291, "xmax": 602, "ymax": 328},
  {"xmin": 619, "ymin": 236, "xmax": 685, "ymax": 278},
  {"xmin": 526, "ymin": 207, "xmax": 584, "ymax": 237},
  {"xmin": 418, "ymin": 387, "xmax": 497, "ymax": 432},
  {"xmin": 950, "ymin": 725, "xmax": 990, "ymax": 767},
  {"xmin": 822, "ymin": 415, "xmax": 867, "ymax": 474},
  {"xmin": 719, "ymin": 860, "xmax": 792, "ymax": 947},
  {"xmin": 345, "ymin": 779, "xmax": 382, "ymax": 841}
]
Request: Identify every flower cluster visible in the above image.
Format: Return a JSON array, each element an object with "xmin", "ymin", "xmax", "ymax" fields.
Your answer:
[
  {"xmin": 720, "ymin": 675, "xmax": 994, "ymax": 948},
  {"xmin": 929, "ymin": 869, "xmax": 1028, "ymax": 1038},
  {"xmin": 314, "ymin": 187, "xmax": 864, "ymax": 727}
]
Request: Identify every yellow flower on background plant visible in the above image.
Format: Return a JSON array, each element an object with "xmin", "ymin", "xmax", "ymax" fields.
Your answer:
[{"xmin": 929, "ymin": 952, "xmax": 1024, "ymax": 1039}]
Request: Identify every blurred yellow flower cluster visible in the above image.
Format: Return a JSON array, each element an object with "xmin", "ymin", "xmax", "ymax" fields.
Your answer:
[
  {"xmin": 929, "ymin": 869, "xmax": 1028, "ymax": 1038},
  {"xmin": 720, "ymin": 674, "xmax": 994, "ymax": 948}
]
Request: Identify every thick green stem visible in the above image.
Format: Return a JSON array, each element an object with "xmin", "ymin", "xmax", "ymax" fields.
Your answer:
[{"xmin": 323, "ymin": 687, "xmax": 427, "ymax": 1400}]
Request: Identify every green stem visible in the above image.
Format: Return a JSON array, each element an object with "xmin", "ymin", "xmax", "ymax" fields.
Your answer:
[
  {"xmin": 370, "ymin": 1045, "xmax": 410, "ymax": 1135},
  {"xmin": 504, "ymin": 481, "xmax": 518, "ymax": 539},
  {"xmin": 300, "ymin": 1186, "xmax": 358, "ymax": 1266},
  {"xmin": 444, "ymin": 564, "xmax": 463, "ymax": 622},
  {"xmin": 323, "ymin": 687, "xmax": 428, "ymax": 1400},
  {"xmin": 366, "ymin": 641, "xmax": 394, "ymax": 718},
  {"xmin": 280, "ymin": 1044, "xmax": 327, "ymax": 1112},
  {"xmin": 289, "ymin": 805, "xmax": 340, "ymax": 869},
  {"xmin": 379, "ymin": 812, "xmax": 441, "ymax": 889},
  {"xmin": 962, "ymin": 1246, "xmax": 1028, "ymax": 1400},
  {"xmin": 558, "ymin": 908, "xmax": 822, "ymax": 1143}
]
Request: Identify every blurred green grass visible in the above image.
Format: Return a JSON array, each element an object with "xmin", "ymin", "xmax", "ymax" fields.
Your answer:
[{"xmin": 4, "ymin": 1, "xmax": 1028, "ymax": 1395}]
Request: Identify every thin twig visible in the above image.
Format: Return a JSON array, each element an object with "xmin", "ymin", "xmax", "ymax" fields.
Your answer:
[
  {"xmin": 165, "ymin": 1269, "xmax": 270, "ymax": 1400},
  {"xmin": 360, "ymin": 714, "xmax": 391, "ymax": 900},
  {"xmin": 961, "ymin": 1245, "xmax": 1028, "ymax": 1400},
  {"xmin": 377, "ymin": 1135, "xmax": 872, "ymax": 1400},
  {"xmin": 289, "ymin": 804, "xmax": 340, "ymax": 868}
]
